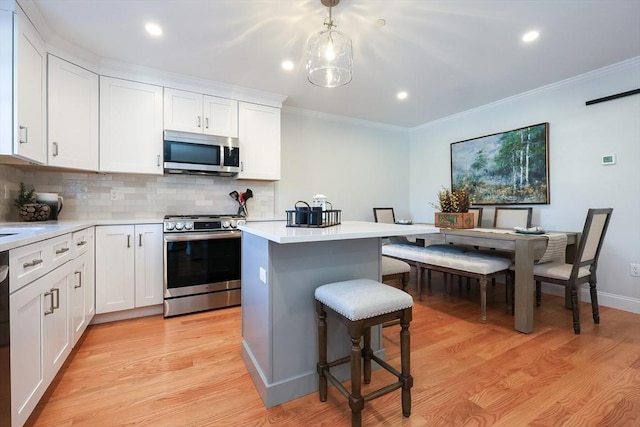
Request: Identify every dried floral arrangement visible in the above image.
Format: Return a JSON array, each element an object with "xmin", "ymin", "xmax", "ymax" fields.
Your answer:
[{"xmin": 433, "ymin": 186, "xmax": 470, "ymax": 213}]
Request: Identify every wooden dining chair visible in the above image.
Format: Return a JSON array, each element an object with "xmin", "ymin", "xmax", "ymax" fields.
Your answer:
[
  {"xmin": 533, "ymin": 208, "xmax": 613, "ymax": 334},
  {"xmin": 373, "ymin": 207, "xmax": 395, "ymax": 224},
  {"xmin": 493, "ymin": 207, "xmax": 532, "ymax": 229}
]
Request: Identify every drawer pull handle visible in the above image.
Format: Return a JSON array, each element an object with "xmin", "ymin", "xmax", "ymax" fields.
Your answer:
[
  {"xmin": 139, "ymin": 233, "xmax": 143, "ymax": 247},
  {"xmin": 23, "ymin": 259, "xmax": 43, "ymax": 268},
  {"xmin": 19, "ymin": 125, "xmax": 28, "ymax": 144},
  {"xmin": 52, "ymin": 288, "xmax": 60, "ymax": 310},
  {"xmin": 44, "ymin": 291, "xmax": 54, "ymax": 315},
  {"xmin": 53, "ymin": 141, "xmax": 59, "ymax": 156},
  {"xmin": 56, "ymin": 247, "xmax": 70, "ymax": 255},
  {"xmin": 74, "ymin": 271, "xmax": 82, "ymax": 288},
  {"xmin": 77, "ymin": 240, "xmax": 87, "ymax": 247},
  {"xmin": 127, "ymin": 235, "xmax": 131, "ymax": 248}
]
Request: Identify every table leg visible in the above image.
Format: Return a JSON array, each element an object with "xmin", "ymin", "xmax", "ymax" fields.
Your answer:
[{"xmin": 514, "ymin": 239, "xmax": 535, "ymax": 333}]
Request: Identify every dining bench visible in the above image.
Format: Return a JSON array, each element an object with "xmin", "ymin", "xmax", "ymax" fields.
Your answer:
[{"xmin": 382, "ymin": 243, "xmax": 512, "ymax": 323}]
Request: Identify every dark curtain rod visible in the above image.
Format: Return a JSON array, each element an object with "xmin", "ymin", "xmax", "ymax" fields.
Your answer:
[{"xmin": 585, "ymin": 88, "xmax": 640, "ymax": 105}]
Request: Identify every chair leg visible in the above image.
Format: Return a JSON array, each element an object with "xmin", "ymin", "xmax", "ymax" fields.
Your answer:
[
  {"xmin": 363, "ymin": 327, "xmax": 372, "ymax": 384},
  {"xmin": 535, "ymin": 280, "xmax": 542, "ymax": 307},
  {"xmin": 589, "ymin": 276, "xmax": 600, "ymax": 324},
  {"xmin": 317, "ymin": 304, "xmax": 328, "ymax": 402},
  {"xmin": 400, "ymin": 314, "xmax": 412, "ymax": 417},
  {"xmin": 350, "ymin": 335, "xmax": 364, "ymax": 427},
  {"xmin": 570, "ymin": 283, "xmax": 581, "ymax": 334},
  {"xmin": 417, "ymin": 267, "xmax": 423, "ymax": 301},
  {"xmin": 480, "ymin": 276, "xmax": 487, "ymax": 323}
]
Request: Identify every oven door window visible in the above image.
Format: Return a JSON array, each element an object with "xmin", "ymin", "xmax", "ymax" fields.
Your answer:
[{"xmin": 166, "ymin": 238, "xmax": 240, "ymax": 289}]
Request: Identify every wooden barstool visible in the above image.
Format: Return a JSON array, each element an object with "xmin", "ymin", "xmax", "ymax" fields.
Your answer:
[
  {"xmin": 314, "ymin": 279, "xmax": 414, "ymax": 427},
  {"xmin": 381, "ymin": 256, "xmax": 411, "ymax": 292}
]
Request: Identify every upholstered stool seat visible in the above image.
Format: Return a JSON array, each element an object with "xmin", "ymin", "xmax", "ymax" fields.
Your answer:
[
  {"xmin": 381, "ymin": 256, "xmax": 411, "ymax": 292},
  {"xmin": 315, "ymin": 279, "xmax": 414, "ymax": 427}
]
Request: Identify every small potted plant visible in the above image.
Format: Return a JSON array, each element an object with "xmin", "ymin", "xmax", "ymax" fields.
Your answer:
[
  {"xmin": 433, "ymin": 186, "xmax": 474, "ymax": 229},
  {"xmin": 14, "ymin": 182, "xmax": 51, "ymax": 221}
]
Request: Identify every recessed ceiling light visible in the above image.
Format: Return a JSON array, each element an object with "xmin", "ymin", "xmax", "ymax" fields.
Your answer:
[
  {"xmin": 374, "ymin": 19, "xmax": 386, "ymax": 28},
  {"xmin": 522, "ymin": 31, "xmax": 539, "ymax": 42},
  {"xmin": 281, "ymin": 60, "xmax": 294, "ymax": 71},
  {"xmin": 397, "ymin": 91, "xmax": 408, "ymax": 100},
  {"xmin": 145, "ymin": 23, "xmax": 163, "ymax": 37}
]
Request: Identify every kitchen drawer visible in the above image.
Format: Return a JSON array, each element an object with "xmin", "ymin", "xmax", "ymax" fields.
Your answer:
[
  {"xmin": 9, "ymin": 233, "xmax": 73, "ymax": 293},
  {"xmin": 72, "ymin": 227, "xmax": 93, "ymax": 258}
]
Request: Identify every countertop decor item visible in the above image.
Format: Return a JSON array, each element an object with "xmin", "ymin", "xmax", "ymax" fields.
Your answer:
[
  {"xmin": 14, "ymin": 182, "xmax": 51, "ymax": 222},
  {"xmin": 432, "ymin": 186, "xmax": 474, "ymax": 229}
]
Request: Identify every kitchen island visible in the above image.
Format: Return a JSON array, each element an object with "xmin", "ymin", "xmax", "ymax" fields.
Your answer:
[{"xmin": 237, "ymin": 220, "xmax": 438, "ymax": 408}]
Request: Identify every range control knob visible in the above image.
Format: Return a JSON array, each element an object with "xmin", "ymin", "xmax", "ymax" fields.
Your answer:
[
  {"xmin": 175, "ymin": 222, "xmax": 184, "ymax": 230},
  {"xmin": 222, "ymin": 220, "xmax": 231, "ymax": 229},
  {"xmin": 229, "ymin": 220, "xmax": 237, "ymax": 228},
  {"xmin": 236, "ymin": 219, "xmax": 246, "ymax": 227},
  {"xmin": 165, "ymin": 222, "xmax": 175, "ymax": 231},
  {"xmin": 184, "ymin": 222, "xmax": 194, "ymax": 230}
]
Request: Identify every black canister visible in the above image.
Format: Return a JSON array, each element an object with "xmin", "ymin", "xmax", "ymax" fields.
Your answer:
[
  {"xmin": 295, "ymin": 201, "xmax": 310, "ymax": 225},
  {"xmin": 309, "ymin": 206, "xmax": 323, "ymax": 226}
]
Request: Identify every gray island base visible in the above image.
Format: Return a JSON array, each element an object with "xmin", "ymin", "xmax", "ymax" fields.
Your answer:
[{"xmin": 238, "ymin": 221, "xmax": 438, "ymax": 408}]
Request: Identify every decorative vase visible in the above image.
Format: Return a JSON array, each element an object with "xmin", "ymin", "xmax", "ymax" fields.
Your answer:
[{"xmin": 434, "ymin": 212, "xmax": 475, "ymax": 229}]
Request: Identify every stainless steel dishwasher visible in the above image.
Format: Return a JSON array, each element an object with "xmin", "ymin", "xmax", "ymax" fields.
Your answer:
[{"xmin": 0, "ymin": 251, "xmax": 9, "ymax": 425}]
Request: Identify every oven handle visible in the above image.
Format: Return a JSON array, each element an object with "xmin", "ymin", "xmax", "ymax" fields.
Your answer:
[{"xmin": 164, "ymin": 231, "xmax": 241, "ymax": 243}]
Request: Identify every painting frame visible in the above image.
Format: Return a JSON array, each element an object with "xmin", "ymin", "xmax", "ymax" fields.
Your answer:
[{"xmin": 450, "ymin": 122, "xmax": 550, "ymax": 205}]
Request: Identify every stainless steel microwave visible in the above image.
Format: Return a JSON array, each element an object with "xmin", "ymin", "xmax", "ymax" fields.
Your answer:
[{"xmin": 163, "ymin": 130, "xmax": 240, "ymax": 176}]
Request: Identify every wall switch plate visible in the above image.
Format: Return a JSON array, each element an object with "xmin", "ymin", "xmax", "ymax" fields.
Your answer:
[
  {"xmin": 259, "ymin": 267, "xmax": 267, "ymax": 284},
  {"xmin": 631, "ymin": 263, "xmax": 640, "ymax": 277}
]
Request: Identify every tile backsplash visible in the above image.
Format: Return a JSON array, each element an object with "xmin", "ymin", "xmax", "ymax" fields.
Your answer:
[{"xmin": 0, "ymin": 165, "xmax": 275, "ymax": 221}]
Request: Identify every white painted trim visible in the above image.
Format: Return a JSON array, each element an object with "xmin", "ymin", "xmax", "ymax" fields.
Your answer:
[
  {"xmin": 542, "ymin": 283, "xmax": 640, "ymax": 314},
  {"xmin": 283, "ymin": 105, "xmax": 409, "ymax": 133},
  {"xmin": 411, "ymin": 56, "xmax": 640, "ymax": 132}
]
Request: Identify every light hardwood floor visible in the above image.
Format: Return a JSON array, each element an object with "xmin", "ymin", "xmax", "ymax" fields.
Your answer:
[{"xmin": 27, "ymin": 272, "xmax": 640, "ymax": 427}]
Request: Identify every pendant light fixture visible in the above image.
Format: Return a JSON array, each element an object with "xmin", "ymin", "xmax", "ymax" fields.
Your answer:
[{"xmin": 306, "ymin": 0, "xmax": 353, "ymax": 88}]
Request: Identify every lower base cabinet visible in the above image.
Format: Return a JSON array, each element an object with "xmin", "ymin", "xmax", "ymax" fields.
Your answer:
[
  {"xmin": 10, "ymin": 262, "xmax": 71, "ymax": 427},
  {"xmin": 95, "ymin": 224, "xmax": 163, "ymax": 314}
]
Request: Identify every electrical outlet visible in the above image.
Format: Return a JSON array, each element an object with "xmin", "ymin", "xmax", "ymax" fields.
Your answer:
[
  {"xmin": 110, "ymin": 189, "xmax": 117, "ymax": 201},
  {"xmin": 259, "ymin": 267, "xmax": 267, "ymax": 284},
  {"xmin": 631, "ymin": 263, "xmax": 640, "ymax": 277}
]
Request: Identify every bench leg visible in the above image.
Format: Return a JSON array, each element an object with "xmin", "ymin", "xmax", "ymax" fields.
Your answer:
[{"xmin": 480, "ymin": 276, "xmax": 487, "ymax": 323}]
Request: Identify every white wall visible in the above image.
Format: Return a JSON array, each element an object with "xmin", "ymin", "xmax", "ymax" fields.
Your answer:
[
  {"xmin": 409, "ymin": 58, "xmax": 640, "ymax": 312},
  {"xmin": 276, "ymin": 109, "xmax": 411, "ymax": 222}
]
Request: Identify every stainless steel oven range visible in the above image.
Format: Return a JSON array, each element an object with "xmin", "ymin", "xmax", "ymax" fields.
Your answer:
[{"xmin": 163, "ymin": 214, "xmax": 244, "ymax": 317}]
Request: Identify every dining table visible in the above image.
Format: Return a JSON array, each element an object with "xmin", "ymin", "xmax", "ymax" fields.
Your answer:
[{"xmin": 425, "ymin": 227, "xmax": 577, "ymax": 334}]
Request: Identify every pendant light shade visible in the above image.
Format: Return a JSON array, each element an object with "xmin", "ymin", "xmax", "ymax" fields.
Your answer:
[{"xmin": 306, "ymin": 0, "xmax": 353, "ymax": 88}]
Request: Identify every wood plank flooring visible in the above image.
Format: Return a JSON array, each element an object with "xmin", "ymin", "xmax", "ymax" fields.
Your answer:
[{"xmin": 26, "ymin": 272, "xmax": 640, "ymax": 426}]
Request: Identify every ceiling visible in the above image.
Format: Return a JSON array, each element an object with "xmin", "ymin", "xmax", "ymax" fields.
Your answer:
[{"xmin": 23, "ymin": 0, "xmax": 640, "ymax": 128}]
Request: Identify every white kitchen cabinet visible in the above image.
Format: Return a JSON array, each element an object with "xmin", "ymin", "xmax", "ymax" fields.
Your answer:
[
  {"xmin": 95, "ymin": 224, "xmax": 163, "ymax": 314},
  {"xmin": 164, "ymin": 88, "xmax": 238, "ymax": 137},
  {"xmin": 47, "ymin": 54, "xmax": 99, "ymax": 171},
  {"xmin": 0, "ymin": 5, "xmax": 47, "ymax": 164},
  {"xmin": 236, "ymin": 102, "xmax": 281, "ymax": 180},
  {"xmin": 10, "ymin": 256, "xmax": 71, "ymax": 427},
  {"xmin": 99, "ymin": 76, "xmax": 163, "ymax": 175},
  {"xmin": 69, "ymin": 226, "xmax": 95, "ymax": 345}
]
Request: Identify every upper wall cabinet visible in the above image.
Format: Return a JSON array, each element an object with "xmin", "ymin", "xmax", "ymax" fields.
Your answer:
[
  {"xmin": 47, "ymin": 55, "xmax": 99, "ymax": 171},
  {"xmin": 237, "ymin": 102, "xmax": 281, "ymax": 181},
  {"xmin": 0, "ymin": 5, "xmax": 47, "ymax": 164},
  {"xmin": 164, "ymin": 88, "xmax": 238, "ymax": 137},
  {"xmin": 99, "ymin": 76, "xmax": 163, "ymax": 175}
]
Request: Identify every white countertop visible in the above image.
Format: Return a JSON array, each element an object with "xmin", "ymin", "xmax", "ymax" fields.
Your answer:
[
  {"xmin": 0, "ymin": 218, "xmax": 163, "ymax": 252},
  {"xmin": 238, "ymin": 220, "xmax": 439, "ymax": 244}
]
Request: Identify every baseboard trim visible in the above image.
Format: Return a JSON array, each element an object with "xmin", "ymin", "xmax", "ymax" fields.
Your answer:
[
  {"xmin": 541, "ymin": 283, "xmax": 640, "ymax": 314},
  {"xmin": 90, "ymin": 305, "xmax": 163, "ymax": 324}
]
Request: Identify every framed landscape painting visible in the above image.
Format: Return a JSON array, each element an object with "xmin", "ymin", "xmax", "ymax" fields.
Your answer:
[{"xmin": 450, "ymin": 122, "xmax": 550, "ymax": 205}]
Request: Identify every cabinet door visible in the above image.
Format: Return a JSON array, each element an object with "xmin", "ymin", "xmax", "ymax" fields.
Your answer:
[
  {"xmin": 134, "ymin": 224, "xmax": 163, "ymax": 307},
  {"xmin": 99, "ymin": 77, "xmax": 163, "ymax": 174},
  {"xmin": 10, "ymin": 278, "xmax": 46, "ymax": 427},
  {"xmin": 84, "ymin": 227, "xmax": 96, "ymax": 321},
  {"xmin": 237, "ymin": 102, "xmax": 281, "ymax": 180},
  {"xmin": 15, "ymin": 6, "xmax": 46, "ymax": 164},
  {"xmin": 70, "ymin": 252, "xmax": 87, "ymax": 345},
  {"xmin": 203, "ymin": 95, "xmax": 238, "ymax": 137},
  {"xmin": 95, "ymin": 225, "xmax": 135, "ymax": 313},
  {"xmin": 47, "ymin": 54, "xmax": 99, "ymax": 170},
  {"xmin": 164, "ymin": 88, "xmax": 203, "ymax": 133},
  {"xmin": 44, "ymin": 267, "xmax": 71, "ymax": 382}
]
